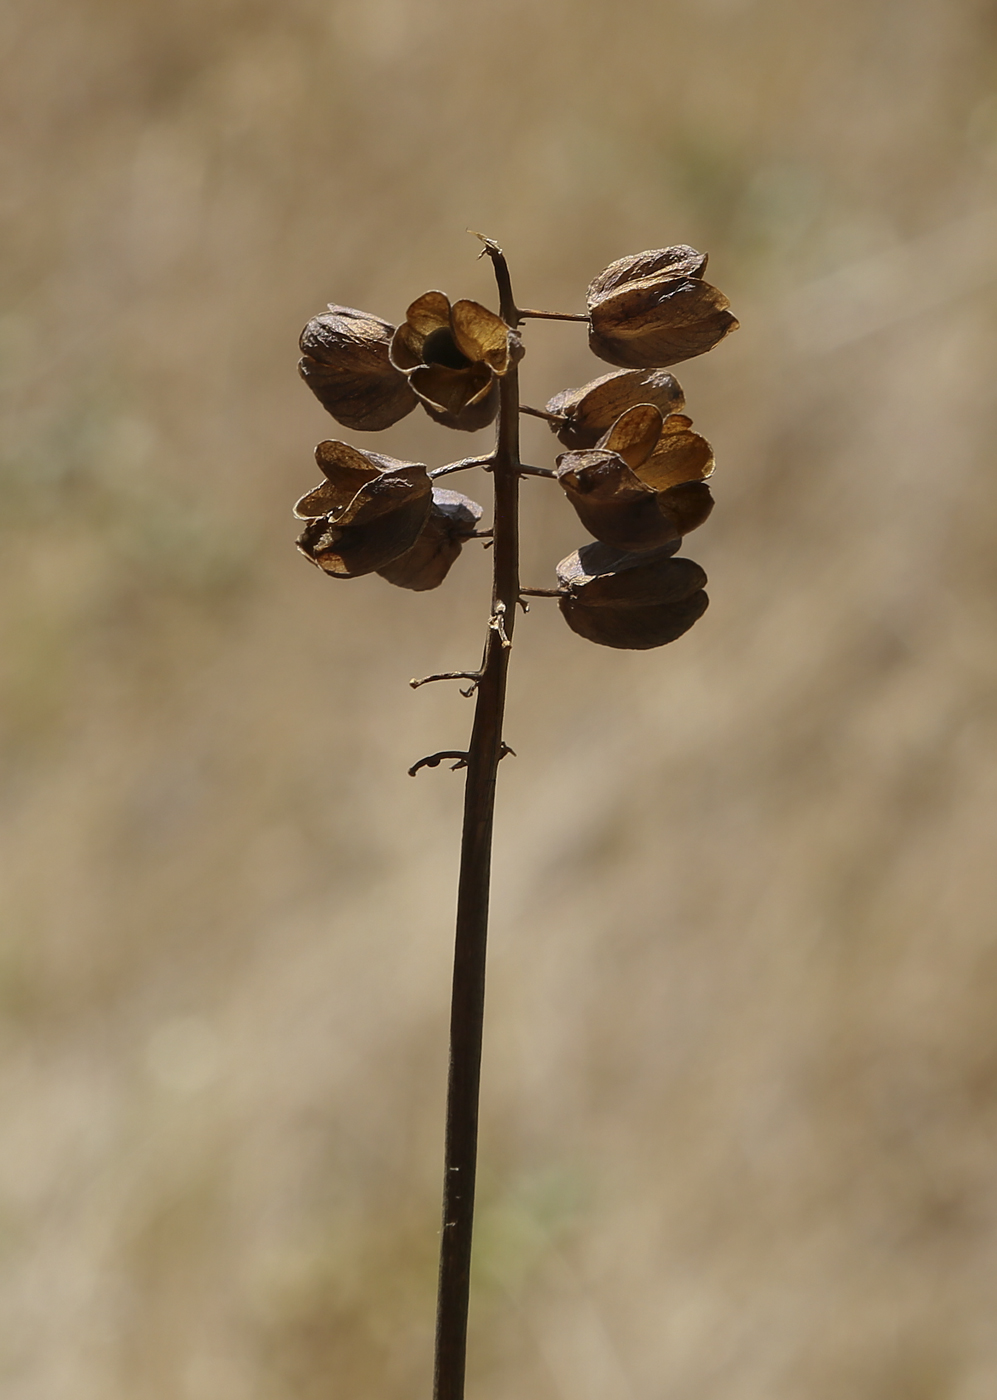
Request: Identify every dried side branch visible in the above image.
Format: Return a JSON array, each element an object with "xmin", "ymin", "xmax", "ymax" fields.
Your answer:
[{"xmin": 408, "ymin": 750, "xmax": 470, "ymax": 777}]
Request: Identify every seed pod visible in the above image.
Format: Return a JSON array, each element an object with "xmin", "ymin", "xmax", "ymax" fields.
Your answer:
[
  {"xmin": 298, "ymin": 306, "xmax": 418, "ymax": 431},
  {"xmin": 556, "ymin": 541, "xmax": 708, "ymax": 649},
  {"xmin": 545, "ymin": 369, "xmax": 685, "ymax": 450},
  {"xmin": 587, "ymin": 246, "xmax": 738, "ymax": 370},
  {"xmin": 295, "ymin": 440, "xmax": 432, "ymax": 578},
  {"xmin": 390, "ymin": 292, "xmax": 520, "ymax": 431},
  {"xmin": 556, "ymin": 405, "xmax": 715, "ymax": 551},
  {"xmin": 377, "ymin": 489, "xmax": 484, "ymax": 591}
]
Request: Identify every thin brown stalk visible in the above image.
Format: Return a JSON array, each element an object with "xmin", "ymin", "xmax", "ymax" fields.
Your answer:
[
  {"xmin": 516, "ymin": 308, "xmax": 590, "ymax": 321},
  {"xmin": 432, "ymin": 240, "xmax": 521, "ymax": 1400},
  {"xmin": 519, "ymin": 403, "xmax": 565, "ymax": 425}
]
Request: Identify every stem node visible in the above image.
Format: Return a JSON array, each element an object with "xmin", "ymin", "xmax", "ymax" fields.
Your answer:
[{"xmin": 489, "ymin": 601, "xmax": 512, "ymax": 649}]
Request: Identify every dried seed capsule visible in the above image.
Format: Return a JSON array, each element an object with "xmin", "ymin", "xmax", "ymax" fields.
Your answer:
[
  {"xmin": 295, "ymin": 440, "xmax": 432, "ymax": 577},
  {"xmin": 390, "ymin": 292, "xmax": 521, "ymax": 431},
  {"xmin": 377, "ymin": 489, "xmax": 484, "ymax": 591},
  {"xmin": 299, "ymin": 306, "xmax": 418, "ymax": 431},
  {"xmin": 587, "ymin": 246, "xmax": 738, "ymax": 370},
  {"xmin": 545, "ymin": 369, "xmax": 685, "ymax": 450},
  {"xmin": 556, "ymin": 404, "xmax": 714, "ymax": 552},
  {"xmin": 556, "ymin": 541, "xmax": 708, "ymax": 650}
]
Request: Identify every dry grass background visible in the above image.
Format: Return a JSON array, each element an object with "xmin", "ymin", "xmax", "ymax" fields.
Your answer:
[{"xmin": 3, "ymin": 0, "xmax": 997, "ymax": 1395}]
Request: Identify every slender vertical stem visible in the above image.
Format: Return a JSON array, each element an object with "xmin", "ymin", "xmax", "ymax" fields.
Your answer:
[{"xmin": 432, "ymin": 245, "xmax": 521, "ymax": 1400}]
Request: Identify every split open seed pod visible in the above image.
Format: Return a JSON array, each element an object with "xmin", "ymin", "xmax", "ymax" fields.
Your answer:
[
  {"xmin": 556, "ymin": 403, "xmax": 715, "ymax": 552},
  {"xmin": 557, "ymin": 540, "xmax": 708, "ymax": 649},
  {"xmin": 298, "ymin": 306, "xmax": 418, "ymax": 431},
  {"xmin": 587, "ymin": 246, "xmax": 738, "ymax": 370},
  {"xmin": 545, "ymin": 369, "xmax": 685, "ymax": 450},
  {"xmin": 295, "ymin": 440, "xmax": 432, "ymax": 578},
  {"xmin": 377, "ymin": 488, "xmax": 484, "ymax": 591},
  {"xmin": 390, "ymin": 292, "xmax": 520, "ymax": 431}
]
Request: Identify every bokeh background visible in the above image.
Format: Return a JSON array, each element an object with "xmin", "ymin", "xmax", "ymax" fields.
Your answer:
[{"xmin": 4, "ymin": 0, "xmax": 997, "ymax": 1395}]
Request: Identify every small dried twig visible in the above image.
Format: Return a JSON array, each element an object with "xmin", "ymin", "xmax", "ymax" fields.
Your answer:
[
  {"xmin": 410, "ymin": 671, "xmax": 483, "ymax": 691},
  {"xmin": 408, "ymin": 750, "xmax": 470, "ymax": 777},
  {"xmin": 520, "ymin": 403, "xmax": 567, "ymax": 424},
  {"xmin": 430, "ymin": 454, "xmax": 495, "ymax": 480},
  {"xmin": 488, "ymin": 600, "xmax": 512, "ymax": 649}
]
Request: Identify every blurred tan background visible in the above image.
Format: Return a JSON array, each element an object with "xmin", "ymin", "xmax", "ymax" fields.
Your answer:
[{"xmin": 3, "ymin": 0, "xmax": 997, "ymax": 1396}]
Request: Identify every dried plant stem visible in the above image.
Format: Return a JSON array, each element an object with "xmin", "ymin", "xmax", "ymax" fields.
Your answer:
[{"xmin": 433, "ymin": 243, "xmax": 521, "ymax": 1400}]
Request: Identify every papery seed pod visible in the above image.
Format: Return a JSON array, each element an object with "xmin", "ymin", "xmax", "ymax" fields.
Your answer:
[
  {"xmin": 299, "ymin": 306, "xmax": 418, "ymax": 431},
  {"xmin": 556, "ymin": 541, "xmax": 708, "ymax": 650},
  {"xmin": 377, "ymin": 489, "xmax": 484, "ymax": 591},
  {"xmin": 587, "ymin": 246, "xmax": 738, "ymax": 370},
  {"xmin": 587, "ymin": 246, "xmax": 708, "ymax": 300},
  {"xmin": 545, "ymin": 369, "xmax": 685, "ymax": 450},
  {"xmin": 556, "ymin": 404, "xmax": 715, "ymax": 552},
  {"xmin": 295, "ymin": 440, "xmax": 432, "ymax": 578},
  {"xmin": 390, "ymin": 292, "xmax": 520, "ymax": 431}
]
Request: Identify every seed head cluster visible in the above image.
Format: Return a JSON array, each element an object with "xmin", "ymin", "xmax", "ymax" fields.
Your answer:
[{"xmin": 295, "ymin": 245, "xmax": 737, "ymax": 645}]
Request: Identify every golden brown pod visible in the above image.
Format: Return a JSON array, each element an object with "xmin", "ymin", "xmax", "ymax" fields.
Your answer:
[
  {"xmin": 295, "ymin": 440, "xmax": 432, "ymax": 578},
  {"xmin": 545, "ymin": 369, "xmax": 685, "ymax": 450},
  {"xmin": 587, "ymin": 246, "xmax": 738, "ymax": 370},
  {"xmin": 390, "ymin": 292, "xmax": 520, "ymax": 431}
]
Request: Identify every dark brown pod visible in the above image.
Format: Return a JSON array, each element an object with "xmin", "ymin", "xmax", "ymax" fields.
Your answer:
[
  {"xmin": 586, "ymin": 246, "xmax": 738, "ymax": 370},
  {"xmin": 377, "ymin": 489, "xmax": 484, "ymax": 591},
  {"xmin": 556, "ymin": 541, "xmax": 708, "ymax": 650},
  {"xmin": 561, "ymin": 590, "xmax": 709, "ymax": 648},
  {"xmin": 556, "ymin": 448, "xmax": 679, "ymax": 553},
  {"xmin": 298, "ymin": 306, "xmax": 418, "ymax": 431}
]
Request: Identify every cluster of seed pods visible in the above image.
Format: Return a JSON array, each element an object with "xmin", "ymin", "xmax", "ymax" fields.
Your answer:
[{"xmin": 295, "ymin": 245, "xmax": 737, "ymax": 649}]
